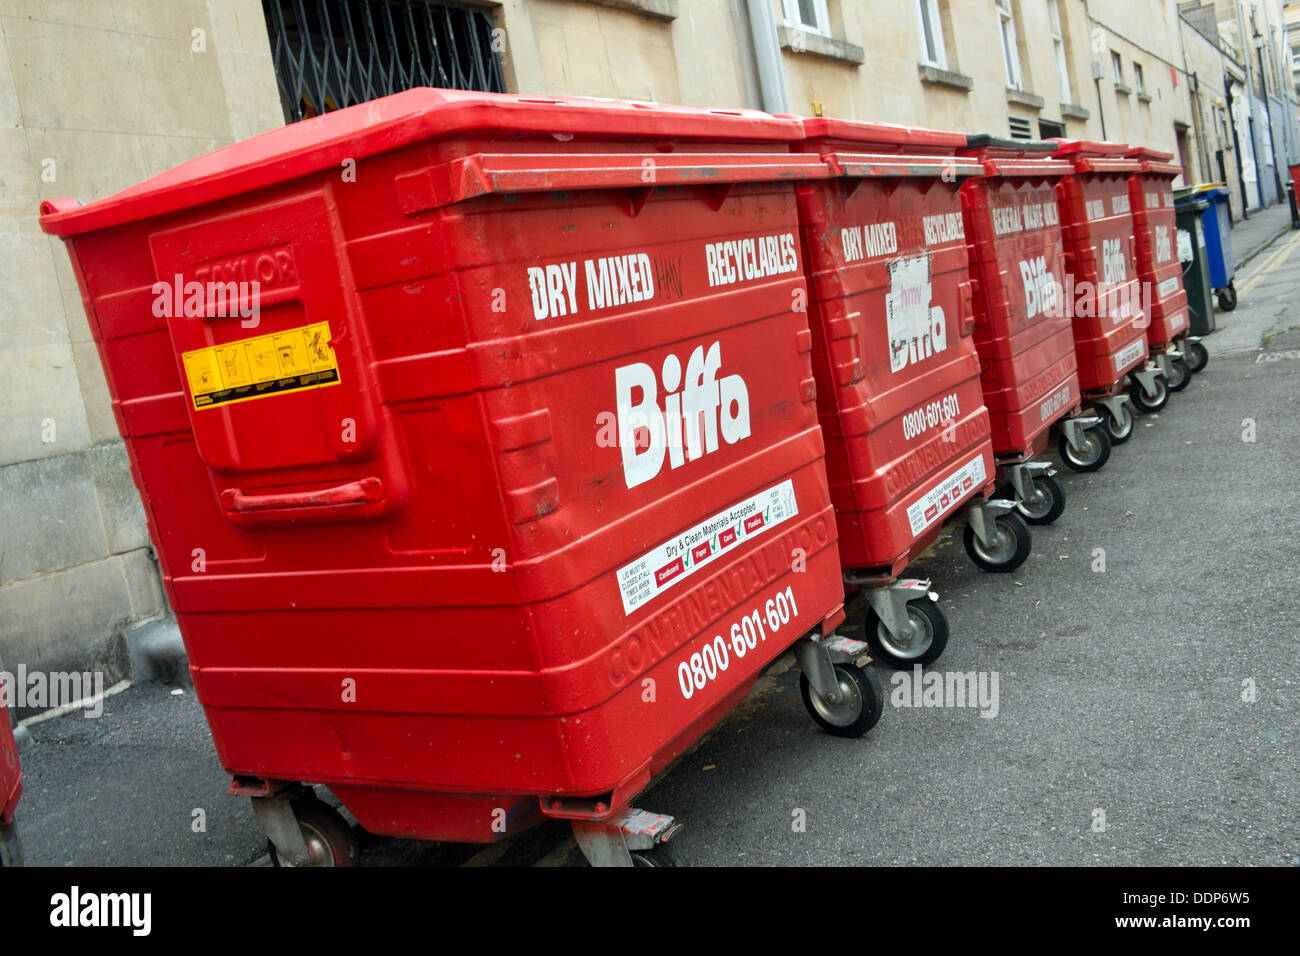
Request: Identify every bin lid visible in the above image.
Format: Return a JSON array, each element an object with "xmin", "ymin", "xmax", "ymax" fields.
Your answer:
[
  {"xmin": 1049, "ymin": 138, "xmax": 1131, "ymax": 157},
  {"xmin": 1191, "ymin": 182, "xmax": 1230, "ymax": 198},
  {"xmin": 1049, "ymin": 137, "xmax": 1139, "ymax": 173},
  {"xmin": 40, "ymin": 88, "xmax": 807, "ymax": 237},
  {"xmin": 1124, "ymin": 146, "xmax": 1173, "ymax": 162},
  {"xmin": 1172, "ymin": 186, "xmax": 1209, "ymax": 210},
  {"xmin": 957, "ymin": 135, "xmax": 1071, "ymax": 176},
  {"xmin": 788, "ymin": 116, "xmax": 982, "ymax": 178},
  {"xmin": 793, "ymin": 116, "xmax": 966, "ymax": 150},
  {"xmin": 1125, "ymin": 145, "xmax": 1182, "ymax": 177},
  {"xmin": 963, "ymin": 134, "xmax": 1056, "ymax": 153}
]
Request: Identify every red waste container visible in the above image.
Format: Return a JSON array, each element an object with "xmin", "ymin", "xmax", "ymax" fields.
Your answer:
[
  {"xmin": 1127, "ymin": 146, "xmax": 1197, "ymax": 389},
  {"xmin": 0, "ymin": 687, "xmax": 22, "ymax": 867},
  {"xmin": 790, "ymin": 118, "xmax": 1033, "ymax": 670},
  {"xmin": 1051, "ymin": 139, "xmax": 1164, "ymax": 445},
  {"xmin": 958, "ymin": 135, "xmax": 1111, "ymax": 512},
  {"xmin": 40, "ymin": 89, "xmax": 883, "ymax": 867}
]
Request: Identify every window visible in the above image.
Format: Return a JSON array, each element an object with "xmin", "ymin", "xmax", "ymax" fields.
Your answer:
[
  {"xmin": 1008, "ymin": 115, "xmax": 1033, "ymax": 140},
  {"xmin": 916, "ymin": 0, "xmax": 947, "ymax": 68},
  {"xmin": 997, "ymin": 0, "xmax": 1023, "ymax": 90},
  {"xmin": 1133, "ymin": 63, "xmax": 1145, "ymax": 95},
  {"xmin": 262, "ymin": 0, "xmax": 505, "ymax": 124},
  {"xmin": 1111, "ymin": 50, "xmax": 1124, "ymax": 85},
  {"xmin": 1047, "ymin": 0, "xmax": 1072, "ymax": 103},
  {"xmin": 783, "ymin": 0, "xmax": 831, "ymax": 37},
  {"xmin": 1038, "ymin": 119, "xmax": 1065, "ymax": 139}
]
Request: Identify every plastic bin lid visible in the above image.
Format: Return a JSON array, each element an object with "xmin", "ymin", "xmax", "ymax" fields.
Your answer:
[
  {"xmin": 1125, "ymin": 146, "xmax": 1175, "ymax": 162},
  {"xmin": 40, "ymin": 88, "xmax": 806, "ymax": 237},
  {"xmin": 1191, "ymin": 182, "xmax": 1230, "ymax": 198},
  {"xmin": 792, "ymin": 116, "xmax": 966, "ymax": 149},
  {"xmin": 1172, "ymin": 185, "xmax": 1209, "ymax": 208},
  {"xmin": 963, "ymin": 134, "xmax": 1056, "ymax": 152},
  {"xmin": 1126, "ymin": 145, "xmax": 1182, "ymax": 178},
  {"xmin": 1048, "ymin": 138, "xmax": 1131, "ymax": 158}
]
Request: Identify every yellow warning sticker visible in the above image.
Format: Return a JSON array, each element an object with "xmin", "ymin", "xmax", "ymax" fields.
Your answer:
[{"xmin": 182, "ymin": 321, "xmax": 340, "ymax": 410}]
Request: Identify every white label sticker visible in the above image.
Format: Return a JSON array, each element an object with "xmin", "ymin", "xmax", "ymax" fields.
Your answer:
[
  {"xmin": 616, "ymin": 479, "xmax": 798, "ymax": 615},
  {"xmin": 1155, "ymin": 225, "xmax": 1173, "ymax": 262},
  {"xmin": 1115, "ymin": 339, "xmax": 1146, "ymax": 372},
  {"xmin": 887, "ymin": 254, "xmax": 946, "ymax": 373},
  {"xmin": 905, "ymin": 455, "xmax": 987, "ymax": 538},
  {"xmin": 1158, "ymin": 276, "xmax": 1181, "ymax": 298}
]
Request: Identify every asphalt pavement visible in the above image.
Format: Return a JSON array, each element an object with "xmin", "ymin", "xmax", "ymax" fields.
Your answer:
[{"xmin": 12, "ymin": 212, "xmax": 1299, "ymax": 867}]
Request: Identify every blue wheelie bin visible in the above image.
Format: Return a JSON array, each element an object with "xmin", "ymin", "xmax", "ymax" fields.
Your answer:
[{"xmin": 1191, "ymin": 184, "xmax": 1235, "ymax": 311}]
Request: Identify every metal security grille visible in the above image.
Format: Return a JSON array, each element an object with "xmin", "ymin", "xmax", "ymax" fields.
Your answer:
[{"xmin": 263, "ymin": 0, "xmax": 505, "ymax": 123}]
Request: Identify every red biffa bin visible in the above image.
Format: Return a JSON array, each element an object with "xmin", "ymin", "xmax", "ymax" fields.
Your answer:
[
  {"xmin": 40, "ymin": 89, "xmax": 883, "ymax": 867},
  {"xmin": 1127, "ymin": 146, "xmax": 1199, "ymax": 390},
  {"xmin": 791, "ymin": 118, "xmax": 1034, "ymax": 671},
  {"xmin": 0, "ymin": 687, "xmax": 22, "ymax": 867},
  {"xmin": 958, "ymin": 135, "xmax": 1111, "ymax": 514},
  {"xmin": 1052, "ymin": 139, "xmax": 1165, "ymax": 446}
]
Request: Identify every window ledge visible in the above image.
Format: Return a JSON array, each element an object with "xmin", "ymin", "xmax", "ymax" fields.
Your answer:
[
  {"xmin": 778, "ymin": 26, "xmax": 865, "ymax": 65},
  {"xmin": 1006, "ymin": 88, "xmax": 1045, "ymax": 110},
  {"xmin": 1061, "ymin": 102, "xmax": 1091, "ymax": 120},
  {"xmin": 1137, "ymin": 91, "xmax": 1153, "ymax": 103},
  {"xmin": 918, "ymin": 63, "xmax": 974, "ymax": 91},
  {"xmin": 587, "ymin": 0, "xmax": 678, "ymax": 20},
  {"xmin": 1114, "ymin": 82, "xmax": 1132, "ymax": 95}
]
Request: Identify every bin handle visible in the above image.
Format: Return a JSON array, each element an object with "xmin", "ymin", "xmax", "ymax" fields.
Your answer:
[
  {"xmin": 1071, "ymin": 158, "xmax": 1141, "ymax": 174},
  {"xmin": 396, "ymin": 152, "xmax": 830, "ymax": 212},
  {"xmin": 220, "ymin": 477, "xmax": 385, "ymax": 513},
  {"xmin": 1137, "ymin": 162, "xmax": 1182, "ymax": 177},
  {"xmin": 824, "ymin": 153, "xmax": 985, "ymax": 180},
  {"xmin": 976, "ymin": 159, "xmax": 1071, "ymax": 178}
]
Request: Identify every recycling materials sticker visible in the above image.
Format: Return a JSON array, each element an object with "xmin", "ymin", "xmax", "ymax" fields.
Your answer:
[{"xmin": 616, "ymin": 479, "xmax": 798, "ymax": 615}]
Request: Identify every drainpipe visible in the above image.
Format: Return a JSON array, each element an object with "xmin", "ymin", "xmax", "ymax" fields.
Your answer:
[
  {"xmin": 731, "ymin": 0, "xmax": 765, "ymax": 109},
  {"xmin": 1094, "ymin": 70, "xmax": 1108, "ymax": 140},
  {"xmin": 1084, "ymin": 1, "xmax": 1108, "ymax": 140},
  {"xmin": 745, "ymin": 0, "xmax": 790, "ymax": 114}
]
